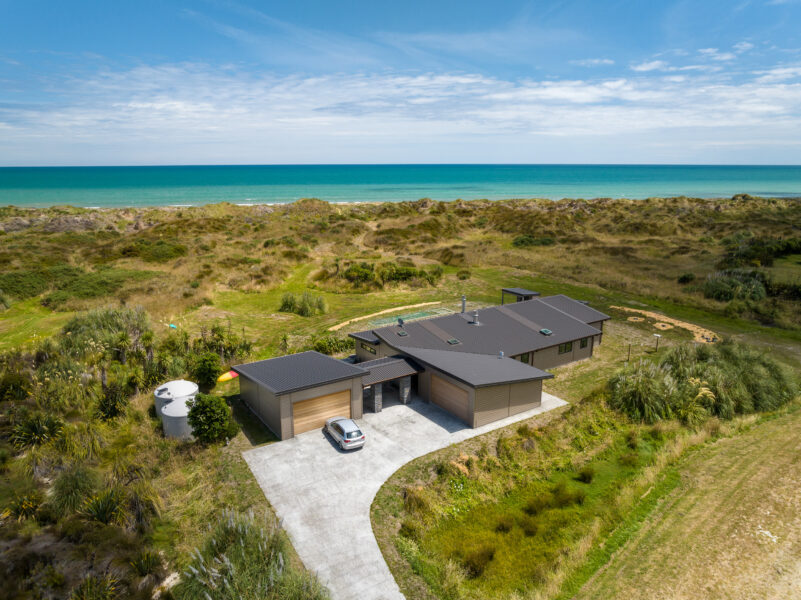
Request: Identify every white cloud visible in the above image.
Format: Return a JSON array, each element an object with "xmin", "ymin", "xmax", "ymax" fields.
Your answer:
[
  {"xmin": 630, "ymin": 60, "xmax": 669, "ymax": 72},
  {"xmin": 734, "ymin": 41, "xmax": 755, "ymax": 53},
  {"xmin": 570, "ymin": 58, "xmax": 614, "ymax": 67},
  {"xmin": 699, "ymin": 48, "xmax": 737, "ymax": 61},
  {"xmin": 3, "ymin": 61, "xmax": 801, "ymax": 164}
]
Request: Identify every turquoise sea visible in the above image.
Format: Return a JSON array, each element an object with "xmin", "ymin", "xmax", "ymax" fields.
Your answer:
[{"xmin": 1, "ymin": 165, "xmax": 800, "ymax": 208}]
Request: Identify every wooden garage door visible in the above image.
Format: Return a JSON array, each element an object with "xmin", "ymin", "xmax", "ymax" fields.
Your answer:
[
  {"xmin": 292, "ymin": 390, "xmax": 351, "ymax": 435},
  {"xmin": 431, "ymin": 375, "xmax": 470, "ymax": 424}
]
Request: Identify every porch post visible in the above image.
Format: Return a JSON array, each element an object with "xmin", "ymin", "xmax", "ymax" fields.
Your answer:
[{"xmin": 399, "ymin": 376, "xmax": 411, "ymax": 405}]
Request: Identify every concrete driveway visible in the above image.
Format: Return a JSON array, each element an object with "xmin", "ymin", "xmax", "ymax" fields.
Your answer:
[{"xmin": 243, "ymin": 392, "xmax": 567, "ymax": 600}]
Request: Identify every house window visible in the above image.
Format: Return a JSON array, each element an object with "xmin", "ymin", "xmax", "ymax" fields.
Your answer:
[
  {"xmin": 558, "ymin": 342, "xmax": 573, "ymax": 354},
  {"xmin": 516, "ymin": 352, "xmax": 530, "ymax": 364},
  {"xmin": 580, "ymin": 337, "xmax": 588, "ymax": 349},
  {"xmin": 361, "ymin": 342, "xmax": 376, "ymax": 355}
]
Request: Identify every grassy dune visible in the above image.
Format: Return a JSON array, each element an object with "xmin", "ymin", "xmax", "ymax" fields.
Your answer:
[{"xmin": 575, "ymin": 405, "xmax": 801, "ymax": 600}]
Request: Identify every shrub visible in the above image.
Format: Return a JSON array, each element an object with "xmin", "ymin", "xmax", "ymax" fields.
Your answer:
[
  {"xmin": 524, "ymin": 493, "xmax": 550, "ymax": 516},
  {"xmin": 11, "ymin": 413, "xmax": 64, "ymax": 448},
  {"xmin": 172, "ymin": 509, "xmax": 327, "ymax": 600},
  {"xmin": 576, "ymin": 465, "xmax": 595, "ymax": 484},
  {"xmin": 69, "ymin": 575, "xmax": 118, "ymax": 600},
  {"xmin": 8, "ymin": 491, "xmax": 43, "ymax": 521},
  {"xmin": 130, "ymin": 550, "xmax": 161, "ymax": 577},
  {"xmin": 512, "ymin": 234, "xmax": 555, "ymax": 248},
  {"xmin": 0, "ymin": 371, "xmax": 32, "ymax": 402},
  {"xmin": 399, "ymin": 518, "xmax": 421, "ymax": 540},
  {"xmin": 279, "ymin": 291, "xmax": 327, "ymax": 316},
  {"xmin": 52, "ymin": 465, "xmax": 98, "ymax": 514},
  {"xmin": 607, "ymin": 361, "xmax": 674, "ymax": 424},
  {"xmin": 552, "ymin": 481, "xmax": 585, "ymax": 507},
  {"xmin": 520, "ymin": 515, "xmax": 538, "ymax": 537},
  {"xmin": 190, "ymin": 352, "xmax": 222, "ymax": 391},
  {"xmin": 97, "ymin": 382, "xmax": 128, "ymax": 420},
  {"xmin": 495, "ymin": 515, "xmax": 514, "ymax": 533},
  {"xmin": 702, "ymin": 270, "xmax": 766, "ymax": 302},
  {"xmin": 310, "ymin": 335, "xmax": 354, "ymax": 355},
  {"xmin": 516, "ymin": 423, "xmax": 534, "ymax": 437},
  {"xmin": 619, "ymin": 451, "xmax": 639, "ymax": 467},
  {"xmin": 403, "ymin": 486, "xmax": 430, "ymax": 514},
  {"xmin": 456, "ymin": 269, "xmax": 471, "ymax": 280},
  {"xmin": 187, "ymin": 394, "xmax": 235, "ymax": 444},
  {"xmin": 625, "ymin": 429, "xmax": 640, "ymax": 450},
  {"xmin": 81, "ymin": 488, "xmax": 125, "ymax": 525},
  {"xmin": 677, "ymin": 272, "xmax": 695, "ymax": 284},
  {"xmin": 462, "ymin": 545, "xmax": 495, "ymax": 578}
]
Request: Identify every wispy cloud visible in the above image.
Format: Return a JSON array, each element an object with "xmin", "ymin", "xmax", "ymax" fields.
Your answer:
[
  {"xmin": 631, "ymin": 60, "xmax": 669, "ymax": 72},
  {"xmin": 698, "ymin": 48, "xmax": 737, "ymax": 61},
  {"xmin": 734, "ymin": 41, "xmax": 755, "ymax": 53},
  {"xmin": 570, "ymin": 58, "xmax": 614, "ymax": 67},
  {"xmin": 3, "ymin": 58, "xmax": 801, "ymax": 164}
]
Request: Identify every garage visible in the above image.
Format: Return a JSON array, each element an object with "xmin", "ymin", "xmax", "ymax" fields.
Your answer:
[
  {"xmin": 233, "ymin": 351, "xmax": 367, "ymax": 440},
  {"xmin": 293, "ymin": 390, "xmax": 351, "ymax": 435},
  {"xmin": 431, "ymin": 374, "xmax": 470, "ymax": 424}
]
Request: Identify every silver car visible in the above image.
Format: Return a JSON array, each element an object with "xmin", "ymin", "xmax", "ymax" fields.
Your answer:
[{"xmin": 324, "ymin": 417, "xmax": 366, "ymax": 450}]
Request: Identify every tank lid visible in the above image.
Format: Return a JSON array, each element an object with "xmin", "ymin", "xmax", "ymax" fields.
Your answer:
[
  {"xmin": 161, "ymin": 398, "xmax": 191, "ymax": 417},
  {"xmin": 154, "ymin": 379, "xmax": 198, "ymax": 399}
]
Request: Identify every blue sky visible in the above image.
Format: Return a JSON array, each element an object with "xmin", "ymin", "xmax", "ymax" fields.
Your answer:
[{"xmin": 2, "ymin": 0, "xmax": 801, "ymax": 165}]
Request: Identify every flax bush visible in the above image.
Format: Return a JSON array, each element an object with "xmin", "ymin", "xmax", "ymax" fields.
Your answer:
[{"xmin": 173, "ymin": 510, "xmax": 328, "ymax": 600}]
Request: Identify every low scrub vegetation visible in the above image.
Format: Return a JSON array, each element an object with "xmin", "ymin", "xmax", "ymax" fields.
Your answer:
[
  {"xmin": 0, "ymin": 307, "xmax": 252, "ymax": 597},
  {"xmin": 172, "ymin": 509, "xmax": 328, "ymax": 600},
  {"xmin": 279, "ymin": 291, "xmax": 327, "ymax": 317},
  {"xmin": 609, "ymin": 340, "xmax": 796, "ymax": 425}
]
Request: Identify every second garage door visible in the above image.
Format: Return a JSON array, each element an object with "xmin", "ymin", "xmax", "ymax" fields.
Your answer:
[
  {"xmin": 431, "ymin": 375, "xmax": 470, "ymax": 424},
  {"xmin": 292, "ymin": 390, "xmax": 351, "ymax": 435}
]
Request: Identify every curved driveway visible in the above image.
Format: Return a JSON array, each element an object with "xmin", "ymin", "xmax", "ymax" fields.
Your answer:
[{"xmin": 243, "ymin": 392, "xmax": 566, "ymax": 600}]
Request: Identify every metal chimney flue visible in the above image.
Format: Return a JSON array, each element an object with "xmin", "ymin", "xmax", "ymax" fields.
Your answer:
[
  {"xmin": 461, "ymin": 295, "xmax": 466, "ymax": 313},
  {"xmin": 499, "ymin": 350, "xmax": 504, "ymax": 359},
  {"xmin": 472, "ymin": 310, "xmax": 480, "ymax": 325}
]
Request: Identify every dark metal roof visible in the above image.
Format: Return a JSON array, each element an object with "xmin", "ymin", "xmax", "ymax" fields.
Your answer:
[
  {"xmin": 397, "ymin": 346, "xmax": 552, "ymax": 388},
  {"xmin": 502, "ymin": 287, "xmax": 540, "ymax": 297},
  {"xmin": 538, "ymin": 294, "xmax": 611, "ymax": 323},
  {"xmin": 372, "ymin": 296, "xmax": 600, "ymax": 357},
  {"xmin": 349, "ymin": 330, "xmax": 380, "ymax": 344},
  {"xmin": 359, "ymin": 355, "xmax": 421, "ymax": 386},
  {"xmin": 233, "ymin": 351, "xmax": 367, "ymax": 395}
]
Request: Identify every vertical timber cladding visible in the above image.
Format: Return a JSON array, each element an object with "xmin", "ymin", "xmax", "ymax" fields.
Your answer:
[
  {"xmin": 292, "ymin": 390, "xmax": 351, "ymax": 435},
  {"xmin": 431, "ymin": 374, "xmax": 471, "ymax": 425}
]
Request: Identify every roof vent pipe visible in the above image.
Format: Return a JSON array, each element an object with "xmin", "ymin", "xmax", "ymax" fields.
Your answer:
[
  {"xmin": 472, "ymin": 310, "xmax": 480, "ymax": 325},
  {"xmin": 398, "ymin": 317, "xmax": 404, "ymax": 327},
  {"xmin": 499, "ymin": 350, "xmax": 504, "ymax": 359},
  {"xmin": 461, "ymin": 295, "xmax": 466, "ymax": 313}
]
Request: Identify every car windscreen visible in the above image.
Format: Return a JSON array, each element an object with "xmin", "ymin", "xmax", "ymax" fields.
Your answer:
[{"xmin": 345, "ymin": 431, "xmax": 363, "ymax": 439}]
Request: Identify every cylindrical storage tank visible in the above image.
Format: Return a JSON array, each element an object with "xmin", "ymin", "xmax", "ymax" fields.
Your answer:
[
  {"xmin": 153, "ymin": 380, "xmax": 198, "ymax": 418},
  {"xmin": 161, "ymin": 399, "xmax": 194, "ymax": 440}
]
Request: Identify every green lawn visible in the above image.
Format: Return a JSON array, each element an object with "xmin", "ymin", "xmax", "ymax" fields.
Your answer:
[{"xmin": 0, "ymin": 298, "xmax": 74, "ymax": 350}]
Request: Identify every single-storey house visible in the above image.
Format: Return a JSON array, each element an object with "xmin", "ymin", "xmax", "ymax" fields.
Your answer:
[{"xmin": 233, "ymin": 290, "xmax": 609, "ymax": 440}]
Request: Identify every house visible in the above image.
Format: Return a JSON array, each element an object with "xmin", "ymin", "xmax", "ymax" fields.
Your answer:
[{"xmin": 233, "ymin": 290, "xmax": 610, "ymax": 440}]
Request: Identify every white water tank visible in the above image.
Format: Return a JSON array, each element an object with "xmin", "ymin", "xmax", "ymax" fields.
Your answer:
[
  {"xmin": 161, "ymin": 398, "xmax": 194, "ymax": 440},
  {"xmin": 154, "ymin": 380, "xmax": 198, "ymax": 418}
]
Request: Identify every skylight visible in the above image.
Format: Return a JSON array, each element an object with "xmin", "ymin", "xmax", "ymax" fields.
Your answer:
[
  {"xmin": 447, "ymin": 338, "xmax": 461, "ymax": 345},
  {"xmin": 540, "ymin": 328, "xmax": 553, "ymax": 336}
]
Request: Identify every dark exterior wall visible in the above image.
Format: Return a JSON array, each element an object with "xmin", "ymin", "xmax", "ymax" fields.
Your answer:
[
  {"xmin": 589, "ymin": 320, "xmax": 604, "ymax": 345},
  {"xmin": 532, "ymin": 336, "xmax": 595, "ymax": 370},
  {"xmin": 355, "ymin": 341, "xmax": 380, "ymax": 362},
  {"xmin": 474, "ymin": 385, "xmax": 510, "ymax": 427},
  {"xmin": 473, "ymin": 379, "xmax": 543, "ymax": 427},
  {"xmin": 239, "ymin": 374, "xmax": 284, "ymax": 439},
  {"xmin": 510, "ymin": 379, "xmax": 542, "ymax": 415},
  {"xmin": 241, "ymin": 375, "xmax": 363, "ymax": 440}
]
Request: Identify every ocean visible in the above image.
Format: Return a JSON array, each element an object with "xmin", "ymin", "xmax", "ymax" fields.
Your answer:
[{"xmin": 1, "ymin": 164, "xmax": 800, "ymax": 208}]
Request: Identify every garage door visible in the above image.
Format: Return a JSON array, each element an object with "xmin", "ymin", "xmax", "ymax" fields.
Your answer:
[
  {"xmin": 431, "ymin": 375, "xmax": 470, "ymax": 424},
  {"xmin": 292, "ymin": 390, "xmax": 351, "ymax": 435}
]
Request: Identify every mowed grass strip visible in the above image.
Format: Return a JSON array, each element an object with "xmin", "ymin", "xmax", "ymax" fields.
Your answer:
[{"xmin": 573, "ymin": 404, "xmax": 801, "ymax": 600}]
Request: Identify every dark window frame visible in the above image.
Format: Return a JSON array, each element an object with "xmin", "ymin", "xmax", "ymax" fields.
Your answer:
[
  {"xmin": 516, "ymin": 352, "xmax": 530, "ymax": 364},
  {"xmin": 558, "ymin": 342, "xmax": 573, "ymax": 354},
  {"xmin": 580, "ymin": 337, "xmax": 588, "ymax": 349},
  {"xmin": 360, "ymin": 342, "xmax": 377, "ymax": 354}
]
